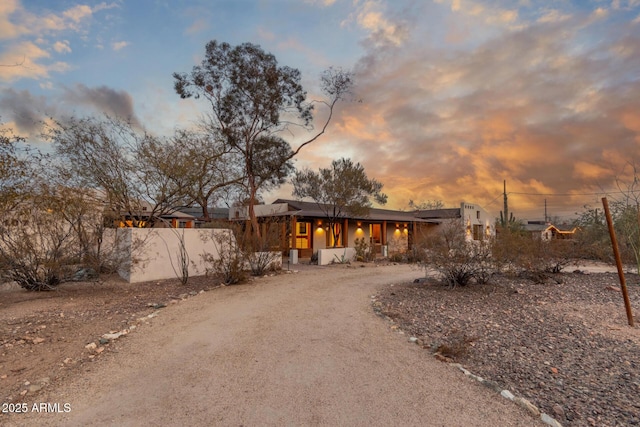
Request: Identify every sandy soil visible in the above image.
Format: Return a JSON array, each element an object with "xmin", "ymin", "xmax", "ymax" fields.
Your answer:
[{"xmin": 1, "ymin": 263, "xmax": 541, "ymax": 427}]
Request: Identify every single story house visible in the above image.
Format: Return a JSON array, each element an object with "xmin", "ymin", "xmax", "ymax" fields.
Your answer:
[
  {"xmin": 524, "ymin": 221, "xmax": 577, "ymax": 240},
  {"xmin": 230, "ymin": 199, "xmax": 495, "ymax": 258}
]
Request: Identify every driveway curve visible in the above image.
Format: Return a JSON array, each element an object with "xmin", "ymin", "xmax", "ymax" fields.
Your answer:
[{"xmin": 9, "ymin": 264, "xmax": 541, "ymax": 427}]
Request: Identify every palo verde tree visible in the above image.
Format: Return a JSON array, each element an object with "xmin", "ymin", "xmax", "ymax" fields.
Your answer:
[
  {"xmin": 173, "ymin": 40, "xmax": 354, "ymax": 237},
  {"xmin": 142, "ymin": 128, "xmax": 244, "ymax": 221},
  {"xmin": 292, "ymin": 158, "xmax": 388, "ymax": 247}
]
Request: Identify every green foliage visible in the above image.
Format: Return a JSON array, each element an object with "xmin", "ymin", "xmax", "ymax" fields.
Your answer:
[
  {"xmin": 292, "ymin": 158, "xmax": 387, "ymax": 247},
  {"xmin": 354, "ymin": 237, "xmax": 373, "ymax": 262},
  {"xmin": 174, "ymin": 40, "xmax": 353, "ymax": 238}
]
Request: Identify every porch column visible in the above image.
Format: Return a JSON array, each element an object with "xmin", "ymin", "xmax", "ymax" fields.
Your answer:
[
  {"xmin": 382, "ymin": 221, "xmax": 387, "ymax": 245},
  {"xmin": 409, "ymin": 221, "xmax": 417, "ymax": 249},
  {"xmin": 343, "ymin": 218, "xmax": 349, "ymax": 247},
  {"xmin": 291, "ymin": 215, "xmax": 297, "ymax": 250}
]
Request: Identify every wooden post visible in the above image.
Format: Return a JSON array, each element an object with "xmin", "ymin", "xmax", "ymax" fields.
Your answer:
[
  {"xmin": 343, "ymin": 218, "xmax": 349, "ymax": 247},
  {"xmin": 382, "ymin": 221, "xmax": 387, "ymax": 245},
  {"xmin": 602, "ymin": 197, "xmax": 635, "ymax": 327},
  {"xmin": 291, "ymin": 216, "xmax": 297, "ymax": 250}
]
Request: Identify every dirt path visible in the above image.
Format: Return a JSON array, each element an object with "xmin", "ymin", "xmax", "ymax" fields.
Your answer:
[{"xmin": 6, "ymin": 264, "xmax": 541, "ymax": 427}]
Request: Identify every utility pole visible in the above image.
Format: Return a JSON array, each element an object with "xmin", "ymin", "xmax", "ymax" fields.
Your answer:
[{"xmin": 544, "ymin": 199, "xmax": 548, "ymax": 223}]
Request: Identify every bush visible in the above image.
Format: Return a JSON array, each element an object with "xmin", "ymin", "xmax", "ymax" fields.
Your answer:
[
  {"xmin": 201, "ymin": 222, "xmax": 282, "ymax": 284},
  {"xmin": 0, "ymin": 183, "xmax": 104, "ymax": 291},
  {"xmin": 354, "ymin": 237, "xmax": 373, "ymax": 262},
  {"xmin": 422, "ymin": 219, "xmax": 493, "ymax": 288},
  {"xmin": 203, "ymin": 229, "xmax": 247, "ymax": 285},
  {"xmin": 492, "ymin": 226, "xmax": 575, "ymax": 282}
]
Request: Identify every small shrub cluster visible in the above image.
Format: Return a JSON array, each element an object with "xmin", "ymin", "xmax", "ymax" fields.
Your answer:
[
  {"xmin": 417, "ymin": 220, "xmax": 577, "ymax": 288},
  {"xmin": 354, "ymin": 237, "xmax": 374, "ymax": 262},
  {"xmin": 202, "ymin": 223, "xmax": 281, "ymax": 285}
]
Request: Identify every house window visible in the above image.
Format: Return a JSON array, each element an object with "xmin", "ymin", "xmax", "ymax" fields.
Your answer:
[
  {"xmin": 295, "ymin": 222, "xmax": 310, "ymax": 249},
  {"xmin": 472, "ymin": 224, "xmax": 484, "ymax": 241},
  {"xmin": 476, "ymin": 211, "xmax": 480, "ymax": 220}
]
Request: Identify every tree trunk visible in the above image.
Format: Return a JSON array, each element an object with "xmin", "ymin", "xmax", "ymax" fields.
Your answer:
[{"xmin": 248, "ymin": 177, "xmax": 261, "ymax": 239}]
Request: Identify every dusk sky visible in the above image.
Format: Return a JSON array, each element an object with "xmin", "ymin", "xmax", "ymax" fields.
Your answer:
[{"xmin": 1, "ymin": 0, "xmax": 639, "ymax": 221}]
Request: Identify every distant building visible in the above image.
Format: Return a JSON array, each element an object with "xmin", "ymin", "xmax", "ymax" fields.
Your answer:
[{"xmin": 523, "ymin": 220, "xmax": 577, "ymax": 240}]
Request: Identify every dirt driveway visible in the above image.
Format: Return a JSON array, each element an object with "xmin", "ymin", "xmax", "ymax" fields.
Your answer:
[{"xmin": 5, "ymin": 264, "xmax": 540, "ymax": 427}]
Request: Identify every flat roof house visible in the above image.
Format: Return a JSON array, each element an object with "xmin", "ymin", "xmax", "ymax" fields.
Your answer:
[{"xmin": 230, "ymin": 199, "xmax": 495, "ymax": 258}]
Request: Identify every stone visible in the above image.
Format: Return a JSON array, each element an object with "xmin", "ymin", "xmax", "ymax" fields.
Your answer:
[
  {"xmin": 541, "ymin": 413, "xmax": 563, "ymax": 427},
  {"xmin": 481, "ymin": 379, "xmax": 502, "ymax": 393},
  {"xmin": 500, "ymin": 390, "xmax": 515, "ymax": 400},
  {"xmin": 553, "ymin": 404, "xmax": 565, "ymax": 418},
  {"xmin": 102, "ymin": 331, "xmax": 127, "ymax": 341},
  {"xmin": 514, "ymin": 397, "xmax": 541, "ymax": 416},
  {"xmin": 409, "ymin": 337, "xmax": 418, "ymax": 343},
  {"xmin": 551, "ymin": 367, "xmax": 559, "ymax": 374},
  {"xmin": 85, "ymin": 342, "xmax": 97, "ymax": 351},
  {"xmin": 32, "ymin": 337, "xmax": 45, "ymax": 344},
  {"xmin": 28, "ymin": 384, "xmax": 42, "ymax": 393}
]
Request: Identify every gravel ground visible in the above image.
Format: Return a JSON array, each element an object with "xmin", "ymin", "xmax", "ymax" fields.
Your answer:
[
  {"xmin": 376, "ymin": 269, "xmax": 640, "ymax": 427},
  {"xmin": 2, "ymin": 264, "xmax": 542, "ymax": 427}
]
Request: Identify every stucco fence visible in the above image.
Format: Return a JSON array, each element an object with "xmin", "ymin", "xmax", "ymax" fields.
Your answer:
[{"xmin": 103, "ymin": 228, "xmax": 281, "ymax": 284}]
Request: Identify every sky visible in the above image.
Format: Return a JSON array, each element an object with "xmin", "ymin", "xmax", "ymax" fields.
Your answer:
[{"xmin": 1, "ymin": 0, "xmax": 640, "ymax": 221}]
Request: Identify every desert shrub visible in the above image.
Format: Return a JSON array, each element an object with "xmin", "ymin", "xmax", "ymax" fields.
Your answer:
[
  {"xmin": 0, "ymin": 181, "xmax": 109, "ymax": 291},
  {"xmin": 201, "ymin": 220, "xmax": 282, "ymax": 283},
  {"xmin": 389, "ymin": 253, "xmax": 404, "ymax": 263},
  {"xmin": 203, "ymin": 229, "xmax": 246, "ymax": 285},
  {"xmin": 492, "ymin": 226, "xmax": 575, "ymax": 282},
  {"xmin": 243, "ymin": 234, "xmax": 281, "ymax": 276},
  {"xmin": 422, "ymin": 219, "xmax": 493, "ymax": 287},
  {"xmin": 354, "ymin": 237, "xmax": 373, "ymax": 262}
]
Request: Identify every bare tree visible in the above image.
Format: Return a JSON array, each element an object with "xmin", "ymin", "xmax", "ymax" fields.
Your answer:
[{"xmin": 48, "ymin": 115, "xmax": 184, "ymax": 227}]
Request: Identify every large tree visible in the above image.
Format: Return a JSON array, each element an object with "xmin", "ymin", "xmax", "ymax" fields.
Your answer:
[
  {"xmin": 141, "ymin": 129, "xmax": 243, "ymax": 221},
  {"xmin": 49, "ymin": 115, "xmax": 183, "ymax": 227},
  {"xmin": 292, "ymin": 158, "xmax": 388, "ymax": 247},
  {"xmin": 173, "ymin": 40, "xmax": 353, "ymax": 237}
]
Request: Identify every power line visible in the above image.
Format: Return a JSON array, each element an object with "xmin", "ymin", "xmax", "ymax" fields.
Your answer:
[{"xmin": 509, "ymin": 189, "xmax": 640, "ymax": 197}]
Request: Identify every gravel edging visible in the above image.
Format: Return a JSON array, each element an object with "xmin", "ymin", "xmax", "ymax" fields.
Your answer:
[
  {"xmin": 372, "ymin": 294, "xmax": 562, "ymax": 426},
  {"xmin": 373, "ymin": 272, "xmax": 640, "ymax": 426}
]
